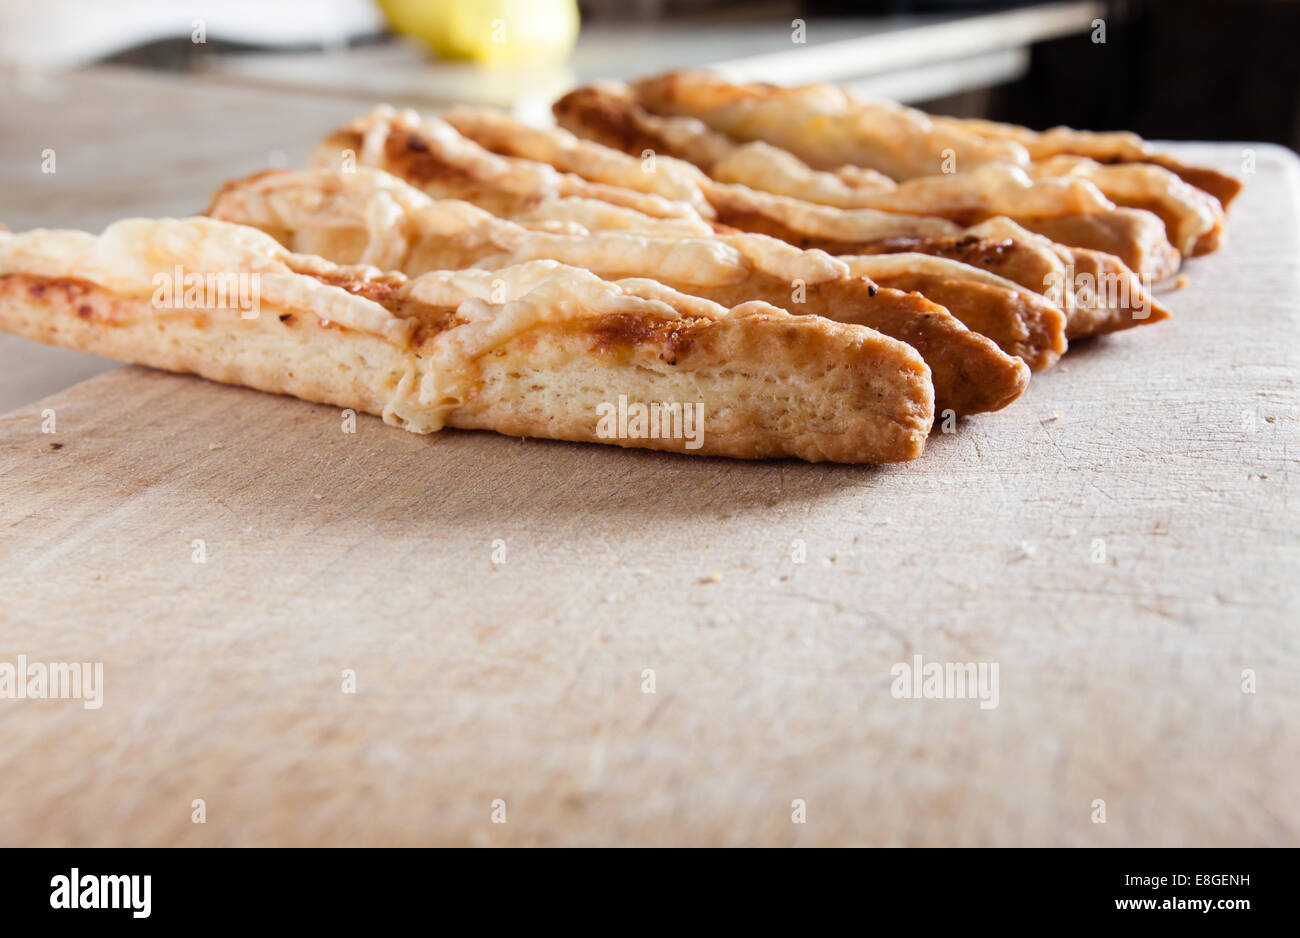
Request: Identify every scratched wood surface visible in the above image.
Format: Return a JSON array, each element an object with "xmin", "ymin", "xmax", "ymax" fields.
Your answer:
[{"xmin": 0, "ymin": 69, "xmax": 1297, "ymax": 846}]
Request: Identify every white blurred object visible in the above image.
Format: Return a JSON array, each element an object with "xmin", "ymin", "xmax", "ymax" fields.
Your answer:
[{"xmin": 0, "ymin": 0, "xmax": 385, "ymax": 69}]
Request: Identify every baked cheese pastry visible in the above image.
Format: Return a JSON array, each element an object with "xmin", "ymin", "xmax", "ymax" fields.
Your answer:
[
  {"xmin": 449, "ymin": 102, "xmax": 1169, "ymax": 265},
  {"xmin": 1012, "ymin": 209, "xmax": 1181, "ymax": 282},
  {"xmin": 551, "ymin": 85, "xmax": 1183, "ymax": 281},
  {"xmin": 1027, "ymin": 155, "xmax": 1223, "ymax": 256},
  {"xmin": 840, "ymin": 253, "xmax": 1086, "ymax": 363},
  {"xmin": 466, "ymin": 140, "xmax": 1160, "ymax": 342},
  {"xmin": 206, "ymin": 168, "xmax": 1034, "ymax": 412},
  {"xmin": 312, "ymin": 105, "xmax": 713, "ymax": 223},
  {"xmin": 556, "ymin": 83, "xmax": 1190, "ymax": 278},
  {"xmin": 615, "ymin": 71, "xmax": 1222, "ymax": 263},
  {"xmin": 0, "ymin": 217, "xmax": 935, "ymax": 462},
  {"xmin": 630, "ymin": 69, "xmax": 1030, "ymax": 180},
  {"xmin": 428, "ymin": 134, "xmax": 1128, "ymax": 332},
  {"xmin": 337, "ymin": 100, "xmax": 1179, "ymax": 284},
  {"xmin": 929, "ymin": 116, "xmax": 1243, "ymax": 209},
  {"xmin": 549, "ymin": 87, "xmax": 1115, "ymax": 223},
  {"xmin": 511, "ymin": 198, "xmax": 717, "ymax": 238},
  {"xmin": 409, "ymin": 107, "xmax": 1164, "ymax": 340},
  {"xmin": 950, "ymin": 217, "xmax": 1171, "ymax": 339},
  {"xmin": 554, "ymin": 81, "xmax": 897, "ymax": 200},
  {"xmin": 628, "ymin": 69, "xmax": 1239, "ymax": 216},
  {"xmin": 367, "ymin": 110, "xmax": 1162, "ymax": 341}
]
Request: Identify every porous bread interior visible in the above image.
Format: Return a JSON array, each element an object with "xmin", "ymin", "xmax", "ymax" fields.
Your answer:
[
  {"xmin": 462, "ymin": 325, "xmax": 928, "ymax": 461},
  {"xmin": 0, "ymin": 278, "xmax": 409, "ymax": 418},
  {"xmin": 0, "ymin": 275, "xmax": 929, "ymax": 463}
]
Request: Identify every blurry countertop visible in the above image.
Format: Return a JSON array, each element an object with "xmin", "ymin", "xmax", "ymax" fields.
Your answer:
[{"xmin": 190, "ymin": 2, "xmax": 1104, "ymax": 112}]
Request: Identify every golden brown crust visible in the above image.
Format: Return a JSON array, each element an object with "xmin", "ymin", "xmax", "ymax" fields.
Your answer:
[
  {"xmin": 1056, "ymin": 247, "xmax": 1171, "ymax": 338},
  {"xmin": 554, "ymin": 89, "xmax": 1184, "ymax": 288},
  {"xmin": 313, "ymin": 107, "xmax": 706, "ymax": 225},
  {"xmin": 848, "ymin": 233, "xmax": 1061, "ymax": 291},
  {"xmin": 959, "ymin": 218, "xmax": 1170, "ymax": 338},
  {"xmin": 555, "ymin": 84, "xmax": 711, "ymax": 167},
  {"xmin": 594, "ymin": 73, "xmax": 1216, "ymax": 266},
  {"xmin": 932, "ymin": 115, "xmax": 1243, "ymax": 208},
  {"xmin": 1146, "ymin": 155, "xmax": 1242, "ymax": 209},
  {"xmin": 1027, "ymin": 155, "xmax": 1223, "ymax": 256},
  {"xmin": 701, "ymin": 181, "xmax": 963, "ymax": 245},
  {"xmin": 208, "ymin": 168, "xmax": 1027, "ymax": 417},
  {"xmin": 800, "ymin": 278, "xmax": 1030, "ymax": 415},
  {"xmin": 840, "ymin": 255, "xmax": 1067, "ymax": 371},
  {"xmin": 0, "ymin": 220, "xmax": 934, "ymax": 463},
  {"xmin": 1015, "ymin": 209, "xmax": 1182, "ymax": 283},
  {"xmin": 630, "ymin": 69, "xmax": 1028, "ymax": 179},
  {"xmin": 441, "ymin": 104, "xmax": 716, "ymax": 218}
]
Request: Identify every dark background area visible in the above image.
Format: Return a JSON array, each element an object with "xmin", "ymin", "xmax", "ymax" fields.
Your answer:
[
  {"xmin": 810, "ymin": 0, "xmax": 1300, "ymax": 149},
  {"xmin": 583, "ymin": 0, "xmax": 1300, "ymax": 149},
  {"xmin": 105, "ymin": 0, "xmax": 1300, "ymax": 151}
]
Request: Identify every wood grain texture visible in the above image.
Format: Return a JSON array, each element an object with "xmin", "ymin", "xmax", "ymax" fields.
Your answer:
[{"xmin": 0, "ymin": 80, "xmax": 1297, "ymax": 844}]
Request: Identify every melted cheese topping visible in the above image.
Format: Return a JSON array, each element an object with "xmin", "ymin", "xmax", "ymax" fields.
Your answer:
[
  {"xmin": 442, "ymin": 106, "xmax": 716, "ymax": 217},
  {"xmin": 344, "ymin": 105, "xmax": 566, "ymax": 199},
  {"xmin": 633, "ymin": 71, "xmax": 1030, "ymax": 180},
  {"xmin": 713, "ymin": 140, "xmax": 895, "ymax": 208},
  {"xmin": 612, "ymin": 278, "xmax": 729, "ymax": 318},
  {"xmin": 842, "ymin": 252, "xmax": 1044, "ymax": 300},
  {"xmin": 624, "ymin": 105, "xmax": 736, "ymax": 169},
  {"xmin": 0, "ymin": 217, "xmax": 409, "ymax": 343},
  {"xmin": 2, "ymin": 217, "xmax": 737, "ymax": 437},
  {"xmin": 706, "ymin": 181, "xmax": 962, "ymax": 241},
  {"xmin": 487, "ymin": 230, "xmax": 753, "ymax": 285},
  {"xmin": 933, "ymin": 115, "xmax": 1154, "ymax": 162},
  {"xmin": 871, "ymin": 163, "xmax": 1117, "ymax": 219},
  {"xmin": 213, "ymin": 168, "xmax": 850, "ymax": 289},
  {"xmin": 397, "ymin": 259, "xmax": 702, "ymax": 430},
  {"xmin": 493, "ymin": 227, "xmax": 845, "ymax": 286},
  {"xmin": 512, "ymin": 198, "xmax": 715, "ymax": 236},
  {"xmin": 1028, "ymin": 156, "xmax": 1216, "ymax": 253}
]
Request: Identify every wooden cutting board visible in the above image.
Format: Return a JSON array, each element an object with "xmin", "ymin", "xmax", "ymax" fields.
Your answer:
[{"xmin": 1, "ymin": 124, "xmax": 1297, "ymax": 843}]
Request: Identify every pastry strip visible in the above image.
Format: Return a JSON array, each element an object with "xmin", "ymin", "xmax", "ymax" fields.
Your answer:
[
  {"xmin": 208, "ymin": 168, "xmax": 1035, "ymax": 413},
  {"xmin": 550, "ymin": 87, "xmax": 1116, "ymax": 223},
  {"xmin": 626, "ymin": 69, "xmax": 1239, "ymax": 219},
  {"xmin": 550, "ymin": 87, "xmax": 1183, "ymax": 281},
  {"xmin": 554, "ymin": 81, "xmax": 897, "ymax": 199},
  {"xmin": 1028, "ymin": 155, "xmax": 1222, "ymax": 256},
  {"xmin": 0, "ymin": 217, "xmax": 933, "ymax": 463},
  {"xmin": 930, "ymin": 117, "xmax": 1243, "ymax": 208},
  {"xmin": 630, "ymin": 68, "xmax": 1029, "ymax": 180},
  {"xmin": 312, "ymin": 106, "xmax": 710, "ymax": 224}
]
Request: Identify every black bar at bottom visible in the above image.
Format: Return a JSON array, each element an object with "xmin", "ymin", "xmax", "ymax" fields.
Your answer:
[{"xmin": 0, "ymin": 846, "xmax": 1283, "ymax": 926}]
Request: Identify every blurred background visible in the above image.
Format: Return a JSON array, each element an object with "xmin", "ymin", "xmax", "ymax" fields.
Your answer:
[{"xmin": 1, "ymin": 0, "xmax": 1295, "ymax": 149}]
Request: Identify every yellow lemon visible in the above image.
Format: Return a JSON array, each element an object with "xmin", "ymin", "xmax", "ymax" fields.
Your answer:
[
  {"xmin": 377, "ymin": 0, "xmax": 580, "ymax": 67},
  {"xmin": 375, "ymin": 0, "xmax": 456, "ymax": 56}
]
